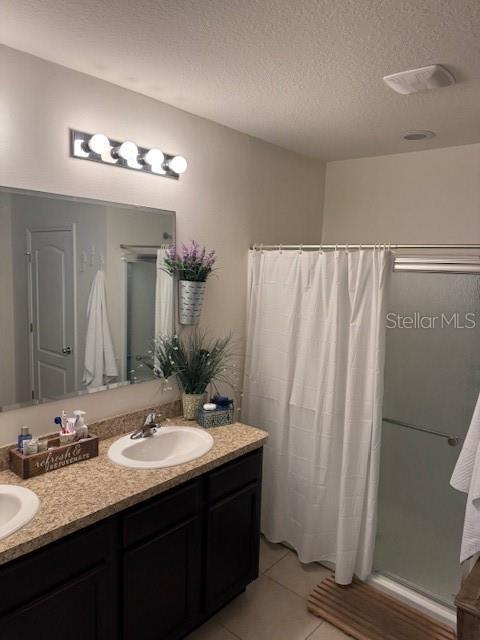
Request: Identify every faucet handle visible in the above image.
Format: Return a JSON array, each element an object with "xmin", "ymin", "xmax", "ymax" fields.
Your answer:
[{"xmin": 144, "ymin": 412, "xmax": 156, "ymax": 426}]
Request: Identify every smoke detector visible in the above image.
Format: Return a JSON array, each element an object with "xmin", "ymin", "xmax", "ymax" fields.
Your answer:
[{"xmin": 383, "ymin": 65, "xmax": 455, "ymax": 95}]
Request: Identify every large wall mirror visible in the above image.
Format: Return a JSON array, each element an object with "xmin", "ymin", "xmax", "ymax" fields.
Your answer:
[{"xmin": 0, "ymin": 187, "xmax": 175, "ymax": 412}]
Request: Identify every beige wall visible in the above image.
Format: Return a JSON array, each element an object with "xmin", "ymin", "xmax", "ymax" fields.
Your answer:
[
  {"xmin": 0, "ymin": 45, "xmax": 325, "ymax": 444},
  {"xmin": 322, "ymin": 144, "xmax": 480, "ymax": 243}
]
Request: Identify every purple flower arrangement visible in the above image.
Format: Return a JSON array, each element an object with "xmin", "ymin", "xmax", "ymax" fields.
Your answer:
[{"xmin": 164, "ymin": 241, "xmax": 216, "ymax": 282}]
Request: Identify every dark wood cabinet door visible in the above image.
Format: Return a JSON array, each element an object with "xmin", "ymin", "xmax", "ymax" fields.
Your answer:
[
  {"xmin": 0, "ymin": 564, "xmax": 116, "ymax": 640},
  {"xmin": 205, "ymin": 481, "xmax": 261, "ymax": 614},
  {"xmin": 123, "ymin": 517, "xmax": 202, "ymax": 640}
]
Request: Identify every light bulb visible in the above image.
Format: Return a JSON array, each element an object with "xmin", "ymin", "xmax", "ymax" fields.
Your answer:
[
  {"xmin": 87, "ymin": 133, "xmax": 110, "ymax": 155},
  {"xmin": 117, "ymin": 141, "xmax": 138, "ymax": 161},
  {"xmin": 168, "ymin": 155, "xmax": 187, "ymax": 174},
  {"xmin": 143, "ymin": 148, "xmax": 165, "ymax": 168}
]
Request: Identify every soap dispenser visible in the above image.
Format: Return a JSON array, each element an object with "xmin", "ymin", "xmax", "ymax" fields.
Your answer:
[
  {"xmin": 73, "ymin": 410, "xmax": 88, "ymax": 440},
  {"xmin": 17, "ymin": 426, "xmax": 32, "ymax": 451}
]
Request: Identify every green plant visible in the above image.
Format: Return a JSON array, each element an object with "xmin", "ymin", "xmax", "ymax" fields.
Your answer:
[{"xmin": 150, "ymin": 331, "xmax": 235, "ymax": 394}]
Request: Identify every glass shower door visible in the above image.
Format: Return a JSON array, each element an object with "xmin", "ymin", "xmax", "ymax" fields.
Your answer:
[
  {"xmin": 126, "ymin": 260, "xmax": 157, "ymax": 383},
  {"xmin": 374, "ymin": 271, "xmax": 480, "ymax": 605}
]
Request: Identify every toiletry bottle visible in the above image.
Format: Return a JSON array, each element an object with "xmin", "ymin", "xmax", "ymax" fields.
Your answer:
[
  {"xmin": 73, "ymin": 410, "xmax": 88, "ymax": 440},
  {"xmin": 17, "ymin": 426, "xmax": 32, "ymax": 451}
]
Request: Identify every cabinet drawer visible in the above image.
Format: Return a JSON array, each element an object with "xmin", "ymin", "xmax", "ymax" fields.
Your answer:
[
  {"xmin": 122, "ymin": 481, "xmax": 201, "ymax": 548},
  {"xmin": 207, "ymin": 449, "xmax": 263, "ymax": 504},
  {"xmin": 0, "ymin": 519, "xmax": 115, "ymax": 617}
]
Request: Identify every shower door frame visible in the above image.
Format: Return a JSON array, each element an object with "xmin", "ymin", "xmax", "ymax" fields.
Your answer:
[
  {"xmin": 123, "ymin": 251, "xmax": 157, "ymax": 384},
  {"xmin": 369, "ymin": 255, "xmax": 480, "ymax": 629}
]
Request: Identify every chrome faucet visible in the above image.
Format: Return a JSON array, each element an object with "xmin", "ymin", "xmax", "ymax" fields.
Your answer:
[{"xmin": 130, "ymin": 412, "xmax": 161, "ymax": 439}]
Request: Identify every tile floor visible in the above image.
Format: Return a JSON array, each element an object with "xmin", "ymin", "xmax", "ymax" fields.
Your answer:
[{"xmin": 187, "ymin": 536, "xmax": 351, "ymax": 640}]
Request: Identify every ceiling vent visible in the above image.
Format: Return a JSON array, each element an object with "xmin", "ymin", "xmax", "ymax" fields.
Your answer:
[
  {"xmin": 383, "ymin": 65, "xmax": 455, "ymax": 95},
  {"xmin": 402, "ymin": 130, "xmax": 435, "ymax": 141}
]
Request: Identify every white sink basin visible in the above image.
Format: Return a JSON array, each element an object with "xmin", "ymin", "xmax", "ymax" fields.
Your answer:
[
  {"xmin": 0, "ymin": 485, "xmax": 40, "ymax": 540},
  {"xmin": 108, "ymin": 426, "xmax": 214, "ymax": 469}
]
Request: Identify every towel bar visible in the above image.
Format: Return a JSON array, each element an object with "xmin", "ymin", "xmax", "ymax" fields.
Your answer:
[{"xmin": 382, "ymin": 416, "xmax": 462, "ymax": 447}]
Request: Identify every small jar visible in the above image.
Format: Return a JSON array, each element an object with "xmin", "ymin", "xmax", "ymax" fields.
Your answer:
[{"xmin": 23, "ymin": 439, "xmax": 38, "ymax": 455}]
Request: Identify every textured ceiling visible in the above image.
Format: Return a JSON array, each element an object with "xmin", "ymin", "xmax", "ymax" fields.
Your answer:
[{"xmin": 1, "ymin": 0, "xmax": 480, "ymax": 160}]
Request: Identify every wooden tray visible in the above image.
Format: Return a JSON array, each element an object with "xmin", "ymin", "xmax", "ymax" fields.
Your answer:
[{"xmin": 9, "ymin": 435, "xmax": 99, "ymax": 479}]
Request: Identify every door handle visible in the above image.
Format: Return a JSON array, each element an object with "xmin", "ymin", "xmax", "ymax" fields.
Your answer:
[{"xmin": 62, "ymin": 346, "xmax": 72, "ymax": 355}]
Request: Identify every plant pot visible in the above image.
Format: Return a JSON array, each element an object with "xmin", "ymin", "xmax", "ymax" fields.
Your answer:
[
  {"xmin": 182, "ymin": 392, "xmax": 206, "ymax": 421},
  {"xmin": 178, "ymin": 280, "xmax": 206, "ymax": 325}
]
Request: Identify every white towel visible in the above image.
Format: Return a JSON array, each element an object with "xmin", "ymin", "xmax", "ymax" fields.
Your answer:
[
  {"xmin": 83, "ymin": 270, "xmax": 119, "ymax": 388},
  {"xmin": 451, "ymin": 392, "xmax": 480, "ymax": 563}
]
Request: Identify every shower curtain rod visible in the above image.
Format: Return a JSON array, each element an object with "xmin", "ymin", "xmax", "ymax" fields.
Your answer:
[
  {"xmin": 251, "ymin": 243, "xmax": 480, "ymax": 250},
  {"xmin": 120, "ymin": 244, "xmax": 169, "ymax": 249}
]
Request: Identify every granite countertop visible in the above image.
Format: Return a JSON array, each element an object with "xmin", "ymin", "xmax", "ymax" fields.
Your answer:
[{"xmin": 0, "ymin": 421, "xmax": 268, "ymax": 566}]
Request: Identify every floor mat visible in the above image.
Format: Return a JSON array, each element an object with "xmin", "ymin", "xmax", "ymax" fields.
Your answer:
[{"xmin": 307, "ymin": 575, "xmax": 456, "ymax": 640}]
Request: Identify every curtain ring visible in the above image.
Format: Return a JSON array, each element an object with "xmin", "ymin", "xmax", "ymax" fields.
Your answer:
[
  {"xmin": 260, "ymin": 243, "xmax": 264, "ymax": 253},
  {"xmin": 299, "ymin": 244, "xmax": 303, "ymax": 253},
  {"xmin": 318, "ymin": 244, "xmax": 323, "ymax": 254},
  {"xmin": 334, "ymin": 244, "xmax": 338, "ymax": 253},
  {"xmin": 345, "ymin": 243, "xmax": 349, "ymax": 254},
  {"xmin": 279, "ymin": 243, "xmax": 283, "ymax": 254},
  {"xmin": 359, "ymin": 244, "xmax": 362, "ymax": 252}
]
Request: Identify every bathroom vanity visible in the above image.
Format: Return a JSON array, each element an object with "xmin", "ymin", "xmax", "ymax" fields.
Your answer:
[{"xmin": 0, "ymin": 424, "xmax": 266, "ymax": 640}]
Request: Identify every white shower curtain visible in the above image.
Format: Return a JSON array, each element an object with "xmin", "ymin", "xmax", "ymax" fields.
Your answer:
[
  {"xmin": 242, "ymin": 248, "xmax": 391, "ymax": 584},
  {"xmin": 155, "ymin": 249, "xmax": 174, "ymax": 339}
]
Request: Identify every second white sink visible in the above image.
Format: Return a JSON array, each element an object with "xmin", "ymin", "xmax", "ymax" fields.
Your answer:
[
  {"xmin": 0, "ymin": 485, "xmax": 40, "ymax": 541},
  {"xmin": 108, "ymin": 426, "xmax": 214, "ymax": 469}
]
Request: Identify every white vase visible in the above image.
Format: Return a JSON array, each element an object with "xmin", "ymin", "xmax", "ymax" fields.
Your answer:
[{"xmin": 178, "ymin": 280, "xmax": 206, "ymax": 325}]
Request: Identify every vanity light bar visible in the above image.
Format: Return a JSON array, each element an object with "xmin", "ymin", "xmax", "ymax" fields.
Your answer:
[{"xmin": 70, "ymin": 130, "xmax": 188, "ymax": 180}]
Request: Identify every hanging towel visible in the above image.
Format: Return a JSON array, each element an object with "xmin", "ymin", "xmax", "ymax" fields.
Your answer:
[
  {"xmin": 83, "ymin": 270, "xmax": 119, "ymax": 389},
  {"xmin": 451, "ymin": 392, "xmax": 480, "ymax": 563}
]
